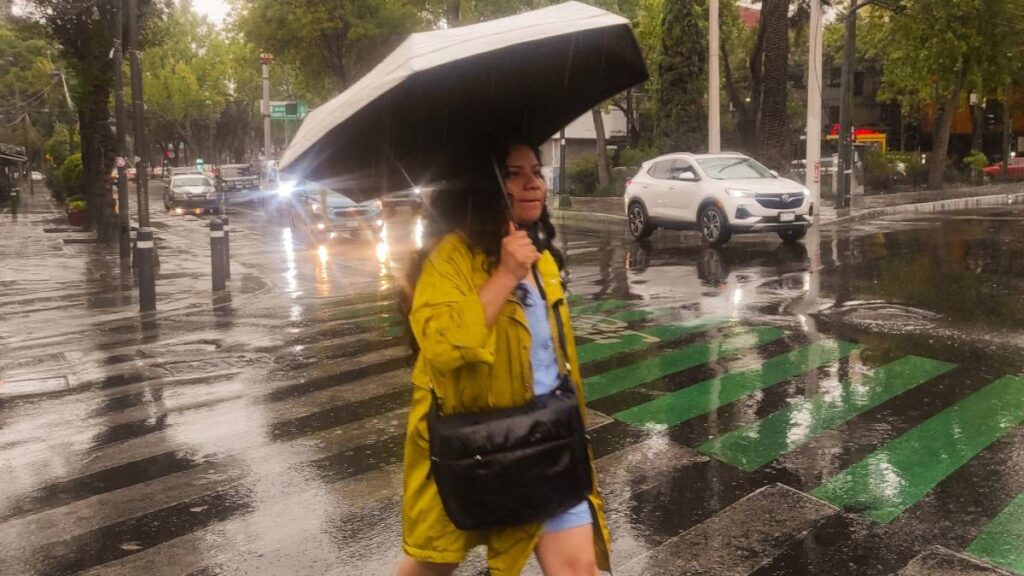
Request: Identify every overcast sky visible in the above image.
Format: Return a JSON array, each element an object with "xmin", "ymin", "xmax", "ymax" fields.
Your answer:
[{"xmin": 191, "ymin": 0, "xmax": 230, "ymax": 27}]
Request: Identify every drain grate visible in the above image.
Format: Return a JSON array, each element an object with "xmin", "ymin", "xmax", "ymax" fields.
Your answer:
[{"xmin": 0, "ymin": 376, "xmax": 71, "ymax": 396}]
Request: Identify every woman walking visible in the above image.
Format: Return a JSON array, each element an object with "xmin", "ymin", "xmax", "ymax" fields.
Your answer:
[{"xmin": 396, "ymin": 143, "xmax": 611, "ymax": 576}]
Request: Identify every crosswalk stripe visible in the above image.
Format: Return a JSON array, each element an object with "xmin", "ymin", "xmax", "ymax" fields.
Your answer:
[
  {"xmin": 616, "ymin": 339, "xmax": 859, "ymax": 428},
  {"xmin": 616, "ymin": 484, "xmax": 837, "ymax": 575},
  {"xmin": 900, "ymin": 546, "xmax": 1017, "ymax": 576},
  {"xmin": 584, "ymin": 326, "xmax": 785, "ymax": 402},
  {"xmin": 811, "ymin": 375, "xmax": 1024, "ymax": 524},
  {"xmin": 571, "ymin": 299, "xmax": 630, "ymax": 316},
  {"xmin": 700, "ymin": 355, "xmax": 956, "ymax": 471},
  {"xmin": 576, "ymin": 316, "xmax": 731, "ymax": 365},
  {"xmin": 966, "ymin": 491, "xmax": 1024, "ymax": 572}
]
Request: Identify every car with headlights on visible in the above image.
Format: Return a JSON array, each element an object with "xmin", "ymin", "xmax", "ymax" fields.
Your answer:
[
  {"xmin": 381, "ymin": 186, "xmax": 424, "ymax": 213},
  {"xmin": 215, "ymin": 164, "xmax": 261, "ymax": 203},
  {"xmin": 164, "ymin": 174, "xmax": 222, "ymax": 214},
  {"xmin": 289, "ymin": 182, "xmax": 383, "ymax": 242},
  {"xmin": 625, "ymin": 152, "xmax": 813, "ymax": 245}
]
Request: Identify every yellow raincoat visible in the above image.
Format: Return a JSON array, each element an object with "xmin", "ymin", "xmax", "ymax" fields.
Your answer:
[{"xmin": 402, "ymin": 232, "xmax": 612, "ymax": 575}]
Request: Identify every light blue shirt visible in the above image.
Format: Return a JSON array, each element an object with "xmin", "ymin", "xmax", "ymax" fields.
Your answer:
[{"xmin": 519, "ymin": 281, "xmax": 593, "ymax": 533}]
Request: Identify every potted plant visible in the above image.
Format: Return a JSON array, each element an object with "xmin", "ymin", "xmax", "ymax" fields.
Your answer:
[{"xmin": 66, "ymin": 195, "xmax": 87, "ymax": 226}]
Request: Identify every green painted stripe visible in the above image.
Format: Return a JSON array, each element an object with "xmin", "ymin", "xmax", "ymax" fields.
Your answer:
[
  {"xmin": 616, "ymin": 339, "xmax": 860, "ymax": 429},
  {"xmin": 353, "ymin": 314, "xmax": 401, "ymax": 330},
  {"xmin": 585, "ymin": 326, "xmax": 786, "ymax": 402},
  {"xmin": 968, "ymin": 491, "xmax": 1024, "ymax": 573},
  {"xmin": 382, "ymin": 325, "xmax": 406, "ymax": 339},
  {"xmin": 336, "ymin": 302, "xmax": 394, "ymax": 321},
  {"xmin": 577, "ymin": 317, "xmax": 731, "ymax": 366},
  {"xmin": 700, "ymin": 356, "xmax": 956, "ymax": 471},
  {"xmin": 811, "ymin": 375, "xmax": 1024, "ymax": 524},
  {"xmin": 572, "ymin": 299, "xmax": 629, "ymax": 316}
]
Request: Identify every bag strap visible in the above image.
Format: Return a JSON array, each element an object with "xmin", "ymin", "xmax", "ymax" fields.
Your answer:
[{"xmin": 530, "ymin": 264, "xmax": 573, "ymax": 377}]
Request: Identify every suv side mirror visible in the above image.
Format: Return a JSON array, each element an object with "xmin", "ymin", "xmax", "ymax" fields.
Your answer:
[
  {"xmin": 769, "ymin": 170, "xmax": 780, "ymax": 177},
  {"xmin": 673, "ymin": 171, "xmax": 698, "ymax": 181}
]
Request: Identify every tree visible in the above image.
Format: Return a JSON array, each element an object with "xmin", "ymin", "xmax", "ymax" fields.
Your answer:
[
  {"xmin": 236, "ymin": 0, "xmax": 425, "ymax": 100},
  {"xmin": 655, "ymin": 0, "xmax": 707, "ymax": 153},
  {"xmin": 860, "ymin": 0, "xmax": 1024, "ymax": 188},
  {"xmin": 756, "ymin": 0, "xmax": 790, "ymax": 169}
]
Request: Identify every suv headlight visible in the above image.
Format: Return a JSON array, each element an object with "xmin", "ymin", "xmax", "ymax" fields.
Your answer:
[
  {"xmin": 370, "ymin": 200, "xmax": 383, "ymax": 212},
  {"xmin": 801, "ymin": 187, "xmax": 811, "ymax": 196},
  {"xmin": 726, "ymin": 189, "xmax": 754, "ymax": 199}
]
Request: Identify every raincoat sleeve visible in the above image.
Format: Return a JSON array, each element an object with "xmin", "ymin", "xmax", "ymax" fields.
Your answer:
[{"xmin": 410, "ymin": 236, "xmax": 497, "ymax": 371}]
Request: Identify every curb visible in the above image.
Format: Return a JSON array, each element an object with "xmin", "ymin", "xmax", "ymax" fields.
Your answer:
[
  {"xmin": 823, "ymin": 192, "xmax": 1024, "ymax": 226},
  {"xmin": 550, "ymin": 210, "xmax": 626, "ymax": 225}
]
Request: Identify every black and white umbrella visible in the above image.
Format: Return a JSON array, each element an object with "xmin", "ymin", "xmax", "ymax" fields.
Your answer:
[{"xmin": 279, "ymin": 1, "xmax": 647, "ymax": 201}]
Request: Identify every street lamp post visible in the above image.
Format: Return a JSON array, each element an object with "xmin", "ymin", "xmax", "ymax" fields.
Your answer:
[
  {"xmin": 113, "ymin": 0, "xmax": 131, "ymax": 262},
  {"xmin": 260, "ymin": 53, "xmax": 273, "ymax": 172},
  {"xmin": 128, "ymin": 0, "xmax": 156, "ymax": 312},
  {"xmin": 836, "ymin": 0, "xmax": 858, "ymax": 210}
]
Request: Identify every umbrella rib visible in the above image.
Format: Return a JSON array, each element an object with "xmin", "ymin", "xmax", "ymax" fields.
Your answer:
[{"xmin": 563, "ymin": 33, "xmax": 577, "ymax": 87}]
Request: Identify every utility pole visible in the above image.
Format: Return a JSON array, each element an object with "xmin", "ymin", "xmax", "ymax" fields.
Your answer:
[
  {"xmin": 113, "ymin": 0, "xmax": 131, "ymax": 261},
  {"xmin": 128, "ymin": 0, "xmax": 156, "ymax": 312},
  {"xmin": 260, "ymin": 53, "xmax": 273, "ymax": 173},
  {"xmin": 21, "ymin": 112, "xmax": 34, "ymax": 196},
  {"xmin": 708, "ymin": 0, "xmax": 721, "ymax": 153},
  {"xmin": 805, "ymin": 0, "xmax": 823, "ymax": 222}
]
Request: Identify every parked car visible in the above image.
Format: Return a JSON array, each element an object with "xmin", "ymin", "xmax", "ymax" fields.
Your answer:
[
  {"xmin": 982, "ymin": 157, "xmax": 1024, "ymax": 181},
  {"xmin": 30, "ymin": 171, "xmax": 43, "ymax": 182},
  {"xmin": 168, "ymin": 166, "xmax": 202, "ymax": 180},
  {"xmin": 164, "ymin": 174, "xmax": 221, "ymax": 213},
  {"xmin": 215, "ymin": 164, "xmax": 261, "ymax": 203},
  {"xmin": 381, "ymin": 186, "xmax": 424, "ymax": 212},
  {"xmin": 625, "ymin": 152, "xmax": 813, "ymax": 245},
  {"xmin": 289, "ymin": 182, "xmax": 383, "ymax": 242}
]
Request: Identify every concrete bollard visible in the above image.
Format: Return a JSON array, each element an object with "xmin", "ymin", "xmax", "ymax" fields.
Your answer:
[
  {"xmin": 210, "ymin": 219, "xmax": 226, "ymax": 291},
  {"xmin": 136, "ymin": 227, "xmax": 157, "ymax": 312},
  {"xmin": 222, "ymin": 216, "xmax": 231, "ymax": 280}
]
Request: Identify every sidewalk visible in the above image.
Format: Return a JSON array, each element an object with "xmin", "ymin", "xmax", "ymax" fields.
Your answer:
[{"xmin": 549, "ymin": 181, "xmax": 1024, "ymax": 227}]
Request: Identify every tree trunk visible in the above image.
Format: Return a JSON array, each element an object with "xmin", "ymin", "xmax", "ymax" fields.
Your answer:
[
  {"xmin": 80, "ymin": 79, "xmax": 118, "ymax": 240},
  {"xmin": 757, "ymin": 0, "xmax": 790, "ymax": 170},
  {"xmin": 1002, "ymin": 85, "xmax": 1011, "ymax": 177},
  {"xmin": 929, "ymin": 85, "xmax": 962, "ymax": 189},
  {"xmin": 972, "ymin": 100, "xmax": 984, "ymax": 153},
  {"xmin": 446, "ymin": 0, "xmax": 460, "ymax": 26},
  {"xmin": 592, "ymin": 107, "xmax": 610, "ymax": 187}
]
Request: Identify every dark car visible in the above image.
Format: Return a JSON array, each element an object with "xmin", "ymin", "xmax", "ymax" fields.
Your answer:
[
  {"xmin": 289, "ymin": 182, "xmax": 383, "ymax": 242},
  {"xmin": 216, "ymin": 164, "xmax": 261, "ymax": 203},
  {"xmin": 381, "ymin": 186, "xmax": 424, "ymax": 212},
  {"xmin": 164, "ymin": 174, "xmax": 222, "ymax": 213}
]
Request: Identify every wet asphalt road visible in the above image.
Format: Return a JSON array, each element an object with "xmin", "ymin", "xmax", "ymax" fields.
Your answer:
[{"xmin": 1, "ymin": 185, "xmax": 1024, "ymax": 575}]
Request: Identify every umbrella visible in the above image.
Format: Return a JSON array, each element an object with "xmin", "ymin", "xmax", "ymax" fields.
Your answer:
[{"xmin": 279, "ymin": 1, "xmax": 648, "ymax": 201}]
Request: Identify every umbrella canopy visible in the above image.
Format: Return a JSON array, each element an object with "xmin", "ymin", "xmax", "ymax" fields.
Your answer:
[{"xmin": 279, "ymin": 1, "xmax": 648, "ymax": 202}]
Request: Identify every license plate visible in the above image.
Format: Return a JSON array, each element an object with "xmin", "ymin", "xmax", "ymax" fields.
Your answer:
[{"xmin": 779, "ymin": 212, "xmax": 795, "ymax": 222}]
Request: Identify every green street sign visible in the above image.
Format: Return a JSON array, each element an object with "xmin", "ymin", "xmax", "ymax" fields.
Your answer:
[{"xmin": 270, "ymin": 101, "xmax": 308, "ymax": 120}]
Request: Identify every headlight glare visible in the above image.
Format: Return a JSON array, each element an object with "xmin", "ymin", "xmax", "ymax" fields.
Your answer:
[{"xmin": 726, "ymin": 189, "xmax": 753, "ymax": 199}]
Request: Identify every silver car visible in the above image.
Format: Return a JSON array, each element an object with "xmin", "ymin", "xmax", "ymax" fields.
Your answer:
[{"xmin": 164, "ymin": 174, "xmax": 221, "ymax": 213}]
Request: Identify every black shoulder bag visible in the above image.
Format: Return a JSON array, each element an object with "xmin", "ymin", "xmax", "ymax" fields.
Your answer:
[{"xmin": 427, "ymin": 266, "xmax": 593, "ymax": 532}]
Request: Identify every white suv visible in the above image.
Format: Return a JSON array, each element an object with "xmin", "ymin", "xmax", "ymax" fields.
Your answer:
[{"xmin": 624, "ymin": 152, "xmax": 813, "ymax": 245}]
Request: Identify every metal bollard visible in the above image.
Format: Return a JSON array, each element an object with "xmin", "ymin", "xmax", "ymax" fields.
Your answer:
[
  {"xmin": 210, "ymin": 219, "xmax": 226, "ymax": 291},
  {"xmin": 222, "ymin": 216, "xmax": 231, "ymax": 280},
  {"xmin": 136, "ymin": 227, "xmax": 157, "ymax": 312},
  {"xmin": 129, "ymin": 226, "xmax": 138, "ymax": 269}
]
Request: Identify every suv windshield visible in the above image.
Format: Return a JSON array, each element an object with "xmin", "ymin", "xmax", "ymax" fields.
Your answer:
[
  {"xmin": 221, "ymin": 166, "xmax": 252, "ymax": 178},
  {"xmin": 174, "ymin": 176, "xmax": 210, "ymax": 187},
  {"xmin": 698, "ymin": 157, "xmax": 774, "ymax": 180}
]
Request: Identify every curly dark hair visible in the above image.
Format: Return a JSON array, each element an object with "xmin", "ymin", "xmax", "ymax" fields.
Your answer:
[{"xmin": 398, "ymin": 142, "xmax": 563, "ymax": 358}]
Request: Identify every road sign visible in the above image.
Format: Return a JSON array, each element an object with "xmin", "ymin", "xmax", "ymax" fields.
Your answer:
[{"xmin": 270, "ymin": 101, "xmax": 308, "ymax": 120}]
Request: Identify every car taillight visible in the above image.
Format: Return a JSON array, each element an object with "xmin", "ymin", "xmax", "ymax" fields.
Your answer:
[{"xmin": 625, "ymin": 178, "xmax": 632, "ymax": 188}]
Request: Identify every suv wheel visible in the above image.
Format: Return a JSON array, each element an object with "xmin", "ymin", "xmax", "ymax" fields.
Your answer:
[
  {"xmin": 700, "ymin": 205, "xmax": 732, "ymax": 245},
  {"xmin": 777, "ymin": 228, "xmax": 807, "ymax": 243},
  {"xmin": 628, "ymin": 202, "xmax": 655, "ymax": 240}
]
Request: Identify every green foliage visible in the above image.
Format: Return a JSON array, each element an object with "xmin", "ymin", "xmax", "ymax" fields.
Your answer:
[
  {"xmin": 60, "ymin": 153, "xmax": 84, "ymax": 198},
  {"xmin": 567, "ymin": 156, "xmax": 599, "ymax": 196},
  {"xmin": 655, "ymin": 0, "xmax": 706, "ymax": 153},
  {"xmin": 618, "ymin": 146, "xmax": 657, "ymax": 169},
  {"xmin": 964, "ymin": 150, "xmax": 989, "ymax": 172},
  {"xmin": 65, "ymin": 197, "xmax": 86, "ymax": 212}
]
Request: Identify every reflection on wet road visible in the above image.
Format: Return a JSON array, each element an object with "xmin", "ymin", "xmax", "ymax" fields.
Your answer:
[{"xmin": 2, "ymin": 199, "xmax": 1024, "ymax": 575}]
